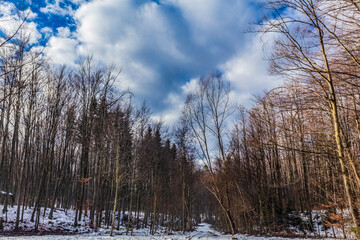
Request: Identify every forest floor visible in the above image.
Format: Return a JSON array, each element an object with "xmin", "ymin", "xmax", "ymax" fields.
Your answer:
[
  {"xmin": 0, "ymin": 223, "xmax": 335, "ymax": 240},
  {"xmin": 0, "ymin": 205, "xmax": 350, "ymax": 239}
]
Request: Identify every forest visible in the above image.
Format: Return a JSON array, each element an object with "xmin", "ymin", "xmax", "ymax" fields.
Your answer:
[{"xmin": 1, "ymin": 0, "xmax": 360, "ymax": 239}]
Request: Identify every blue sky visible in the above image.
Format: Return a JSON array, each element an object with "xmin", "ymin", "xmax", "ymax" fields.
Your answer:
[{"xmin": 1, "ymin": 0, "xmax": 278, "ymax": 124}]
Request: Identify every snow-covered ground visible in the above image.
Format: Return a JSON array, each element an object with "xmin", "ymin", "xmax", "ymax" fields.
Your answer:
[
  {"xmin": 0, "ymin": 223, "xmax": 335, "ymax": 239},
  {"xmin": 0, "ymin": 205, "xmax": 352, "ymax": 239}
]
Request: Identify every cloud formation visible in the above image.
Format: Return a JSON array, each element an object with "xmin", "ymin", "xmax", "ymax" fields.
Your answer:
[{"xmin": 40, "ymin": 0, "xmax": 276, "ymax": 124}]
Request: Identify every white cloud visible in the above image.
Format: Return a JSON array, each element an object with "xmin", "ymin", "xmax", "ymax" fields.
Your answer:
[
  {"xmin": 40, "ymin": 0, "xmax": 75, "ymax": 16},
  {"xmin": 72, "ymin": 0, "xmax": 87, "ymax": 4},
  {"xmin": 181, "ymin": 78, "xmax": 199, "ymax": 94},
  {"xmin": 120, "ymin": 61, "xmax": 158, "ymax": 93},
  {"xmin": 152, "ymin": 92, "xmax": 185, "ymax": 125},
  {"xmin": 0, "ymin": 2, "xmax": 41, "ymax": 44},
  {"xmin": 56, "ymin": 27, "xmax": 71, "ymax": 38},
  {"xmin": 219, "ymin": 34, "xmax": 280, "ymax": 106},
  {"xmin": 41, "ymin": 27, "xmax": 53, "ymax": 39},
  {"xmin": 45, "ymin": 36, "xmax": 78, "ymax": 65},
  {"xmin": 73, "ymin": 0, "xmax": 188, "ymax": 94}
]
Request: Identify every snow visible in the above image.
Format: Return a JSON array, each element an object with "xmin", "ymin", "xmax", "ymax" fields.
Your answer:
[
  {"xmin": 0, "ymin": 204, "xmax": 353, "ymax": 239},
  {"xmin": 0, "ymin": 223, "xmax": 335, "ymax": 240},
  {"xmin": 0, "ymin": 191, "xmax": 13, "ymax": 196},
  {"xmin": 0, "ymin": 222, "xmax": 337, "ymax": 240}
]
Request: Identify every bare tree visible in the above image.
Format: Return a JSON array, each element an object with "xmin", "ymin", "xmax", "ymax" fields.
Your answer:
[
  {"xmin": 262, "ymin": 0, "xmax": 360, "ymax": 229},
  {"xmin": 183, "ymin": 73, "xmax": 237, "ymax": 235}
]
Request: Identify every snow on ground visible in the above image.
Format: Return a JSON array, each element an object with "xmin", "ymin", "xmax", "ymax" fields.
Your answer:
[
  {"xmin": 1, "ymin": 204, "xmax": 94, "ymax": 234},
  {"xmin": 0, "ymin": 204, "xmax": 350, "ymax": 239},
  {"xmin": 0, "ymin": 223, "xmax": 335, "ymax": 240},
  {"xmin": 1, "ymin": 222, "xmax": 339, "ymax": 240}
]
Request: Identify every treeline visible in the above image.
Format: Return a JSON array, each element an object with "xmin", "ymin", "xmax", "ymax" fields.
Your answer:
[
  {"xmin": 0, "ymin": 36, "xmax": 204, "ymax": 234},
  {"xmin": 180, "ymin": 0, "xmax": 360, "ymax": 237}
]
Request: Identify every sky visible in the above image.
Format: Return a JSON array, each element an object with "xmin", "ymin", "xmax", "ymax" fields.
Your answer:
[{"xmin": 0, "ymin": 0, "xmax": 279, "ymax": 125}]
